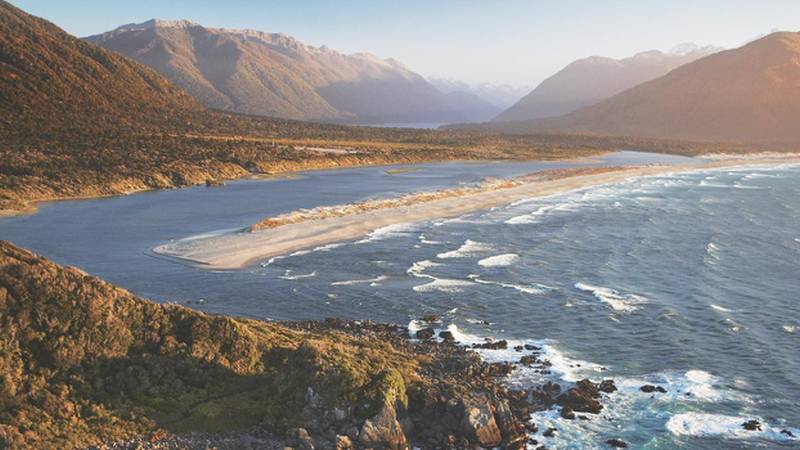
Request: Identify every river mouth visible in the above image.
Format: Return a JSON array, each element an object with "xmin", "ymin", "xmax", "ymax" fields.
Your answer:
[{"xmin": 1, "ymin": 151, "xmax": 798, "ymax": 448}]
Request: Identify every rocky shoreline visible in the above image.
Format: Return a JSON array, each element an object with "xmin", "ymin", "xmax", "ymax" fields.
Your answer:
[
  {"xmin": 0, "ymin": 240, "xmax": 638, "ymax": 450},
  {"xmin": 96, "ymin": 316, "xmax": 632, "ymax": 450}
]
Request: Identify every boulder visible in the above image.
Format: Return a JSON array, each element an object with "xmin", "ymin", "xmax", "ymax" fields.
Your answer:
[
  {"xmin": 460, "ymin": 401, "xmax": 502, "ymax": 448},
  {"xmin": 335, "ymin": 435, "xmax": 353, "ymax": 450},
  {"xmin": 639, "ymin": 384, "xmax": 666, "ymax": 393},
  {"xmin": 560, "ymin": 407, "xmax": 575, "ymax": 420},
  {"xmin": 606, "ymin": 438, "xmax": 628, "ymax": 448},
  {"xmin": 598, "ymin": 380, "xmax": 617, "ymax": 393},
  {"xmin": 359, "ymin": 403, "xmax": 409, "ymax": 450},
  {"xmin": 556, "ymin": 388, "xmax": 602, "ymax": 414},
  {"xmin": 742, "ymin": 419, "xmax": 762, "ymax": 431},
  {"xmin": 287, "ymin": 428, "xmax": 315, "ymax": 450},
  {"xmin": 416, "ymin": 328, "xmax": 435, "ymax": 340},
  {"xmin": 438, "ymin": 331, "xmax": 455, "ymax": 342}
]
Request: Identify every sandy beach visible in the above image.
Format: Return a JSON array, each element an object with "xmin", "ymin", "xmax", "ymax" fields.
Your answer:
[{"xmin": 153, "ymin": 157, "xmax": 800, "ymax": 269}]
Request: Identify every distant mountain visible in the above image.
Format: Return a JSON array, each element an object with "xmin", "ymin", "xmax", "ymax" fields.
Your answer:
[
  {"xmin": 493, "ymin": 45, "xmax": 721, "ymax": 122},
  {"xmin": 495, "ymin": 32, "xmax": 800, "ymax": 145},
  {"xmin": 86, "ymin": 20, "xmax": 498, "ymax": 124},
  {"xmin": 0, "ymin": 2, "xmax": 202, "ymax": 136},
  {"xmin": 428, "ymin": 78, "xmax": 530, "ymax": 109}
]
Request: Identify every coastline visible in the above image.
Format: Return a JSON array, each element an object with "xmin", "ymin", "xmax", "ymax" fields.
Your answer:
[
  {"xmin": 0, "ymin": 151, "xmax": 608, "ymax": 218},
  {"xmin": 154, "ymin": 157, "xmax": 800, "ymax": 270}
]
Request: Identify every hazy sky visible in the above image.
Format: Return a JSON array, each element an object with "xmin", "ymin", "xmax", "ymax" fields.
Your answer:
[{"xmin": 12, "ymin": 0, "xmax": 800, "ymax": 87}]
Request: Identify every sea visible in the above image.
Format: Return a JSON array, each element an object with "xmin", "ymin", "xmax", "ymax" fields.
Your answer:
[{"xmin": 1, "ymin": 151, "xmax": 798, "ymax": 449}]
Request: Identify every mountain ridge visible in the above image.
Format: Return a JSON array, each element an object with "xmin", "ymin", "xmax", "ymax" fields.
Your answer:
[
  {"xmin": 493, "ymin": 45, "xmax": 722, "ymax": 122},
  {"xmin": 85, "ymin": 19, "xmax": 499, "ymax": 124},
  {"xmin": 516, "ymin": 31, "xmax": 800, "ymax": 144}
]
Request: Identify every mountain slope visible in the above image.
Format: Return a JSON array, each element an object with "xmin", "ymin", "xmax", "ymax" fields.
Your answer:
[
  {"xmin": 86, "ymin": 21, "xmax": 498, "ymax": 124},
  {"xmin": 0, "ymin": 2, "xmax": 202, "ymax": 136},
  {"xmin": 494, "ymin": 46, "xmax": 720, "ymax": 122},
  {"xmin": 526, "ymin": 32, "xmax": 800, "ymax": 144}
]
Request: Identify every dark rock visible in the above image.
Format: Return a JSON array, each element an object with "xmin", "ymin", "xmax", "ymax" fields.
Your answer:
[
  {"xmin": 542, "ymin": 427, "xmax": 557, "ymax": 437},
  {"xmin": 606, "ymin": 438, "xmax": 628, "ymax": 448},
  {"xmin": 524, "ymin": 344, "xmax": 540, "ymax": 351},
  {"xmin": 542, "ymin": 381, "xmax": 561, "ymax": 398},
  {"xmin": 576, "ymin": 379, "xmax": 600, "ymax": 398},
  {"xmin": 742, "ymin": 419, "xmax": 762, "ymax": 431},
  {"xmin": 487, "ymin": 362, "xmax": 514, "ymax": 377},
  {"xmin": 559, "ymin": 407, "xmax": 575, "ymax": 420},
  {"xmin": 416, "ymin": 327, "xmax": 435, "ymax": 340},
  {"xmin": 422, "ymin": 314, "xmax": 439, "ymax": 323},
  {"xmin": 472, "ymin": 339, "xmax": 508, "ymax": 350},
  {"xmin": 438, "ymin": 330, "xmax": 455, "ymax": 342},
  {"xmin": 514, "ymin": 345, "xmax": 524, "ymax": 352},
  {"xmin": 519, "ymin": 355, "xmax": 537, "ymax": 366},
  {"xmin": 556, "ymin": 388, "xmax": 602, "ymax": 414},
  {"xmin": 598, "ymin": 380, "xmax": 617, "ymax": 393},
  {"xmin": 640, "ymin": 384, "xmax": 667, "ymax": 394},
  {"xmin": 780, "ymin": 429, "xmax": 795, "ymax": 437}
]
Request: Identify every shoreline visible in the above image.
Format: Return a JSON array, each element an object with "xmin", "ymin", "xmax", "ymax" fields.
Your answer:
[
  {"xmin": 0, "ymin": 151, "xmax": 609, "ymax": 218},
  {"xmin": 154, "ymin": 157, "xmax": 800, "ymax": 270}
]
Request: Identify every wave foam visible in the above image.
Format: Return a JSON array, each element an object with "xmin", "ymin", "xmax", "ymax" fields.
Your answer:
[
  {"xmin": 356, "ymin": 223, "xmax": 418, "ymax": 244},
  {"xmin": 667, "ymin": 413, "xmax": 798, "ymax": 442},
  {"xmin": 413, "ymin": 278, "xmax": 474, "ymax": 293},
  {"xmin": 437, "ymin": 240, "xmax": 492, "ymax": 259},
  {"xmin": 710, "ymin": 304, "xmax": 734, "ymax": 313},
  {"xmin": 478, "ymin": 253, "xmax": 520, "ymax": 267},
  {"xmin": 331, "ymin": 275, "xmax": 388, "ymax": 286},
  {"xmin": 574, "ymin": 282, "xmax": 648, "ymax": 313},
  {"xmin": 472, "ymin": 277, "xmax": 551, "ymax": 295},
  {"xmin": 279, "ymin": 270, "xmax": 317, "ymax": 280},
  {"xmin": 406, "ymin": 259, "xmax": 440, "ymax": 278}
]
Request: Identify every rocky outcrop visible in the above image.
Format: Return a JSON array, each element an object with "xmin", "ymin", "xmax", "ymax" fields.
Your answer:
[{"xmin": 0, "ymin": 241, "xmax": 528, "ymax": 449}]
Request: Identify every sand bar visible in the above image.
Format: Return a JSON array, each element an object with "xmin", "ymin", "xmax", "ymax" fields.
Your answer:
[{"xmin": 154, "ymin": 157, "xmax": 800, "ymax": 269}]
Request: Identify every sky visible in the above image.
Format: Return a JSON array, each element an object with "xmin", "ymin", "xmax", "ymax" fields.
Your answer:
[{"xmin": 11, "ymin": 0, "xmax": 800, "ymax": 87}]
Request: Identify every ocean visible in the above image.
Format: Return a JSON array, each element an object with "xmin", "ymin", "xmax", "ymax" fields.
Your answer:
[{"xmin": 1, "ymin": 152, "xmax": 798, "ymax": 449}]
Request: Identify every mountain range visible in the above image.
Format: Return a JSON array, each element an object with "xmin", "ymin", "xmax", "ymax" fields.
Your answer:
[
  {"xmin": 85, "ymin": 20, "xmax": 500, "ymax": 124},
  {"xmin": 494, "ymin": 44, "xmax": 722, "ymax": 122},
  {"xmin": 428, "ymin": 78, "xmax": 531, "ymax": 109},
  {"xmin": 496, "ymin": 32, "xmax": 800, "ymax": 144}
]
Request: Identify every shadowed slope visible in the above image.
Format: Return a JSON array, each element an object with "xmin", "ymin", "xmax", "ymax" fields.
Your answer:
[{"xmin": 0, "ymin": 2, "xmax": 202, "ymax": 137}]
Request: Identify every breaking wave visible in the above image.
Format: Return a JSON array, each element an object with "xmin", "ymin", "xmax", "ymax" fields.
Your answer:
[
  {"xmin": 574, "ymin": 282, "xmax": 648, "ymax": 313},
  {"xmin": 478, "ymin": 253, "xmax": 520, "ymax": 267}
]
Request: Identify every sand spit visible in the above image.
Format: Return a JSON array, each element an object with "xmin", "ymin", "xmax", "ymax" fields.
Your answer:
[{"xmin": 154, "ymin": 157, "xmax": 800, "ymax": 269}]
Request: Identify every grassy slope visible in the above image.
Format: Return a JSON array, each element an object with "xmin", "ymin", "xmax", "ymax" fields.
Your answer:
[{"xmin": 0, "ymin": 241, "xmax": 423, "ymax": 448}]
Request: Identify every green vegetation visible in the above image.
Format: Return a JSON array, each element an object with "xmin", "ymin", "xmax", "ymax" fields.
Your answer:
[{"xmin": 0, "ymin": 241, "xmax": 423, "ymax": 448}]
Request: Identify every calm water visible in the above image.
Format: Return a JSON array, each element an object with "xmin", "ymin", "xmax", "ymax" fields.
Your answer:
[{"xmin": 2, "ymin": 152, "xmax": 799, "ymax": 449}]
